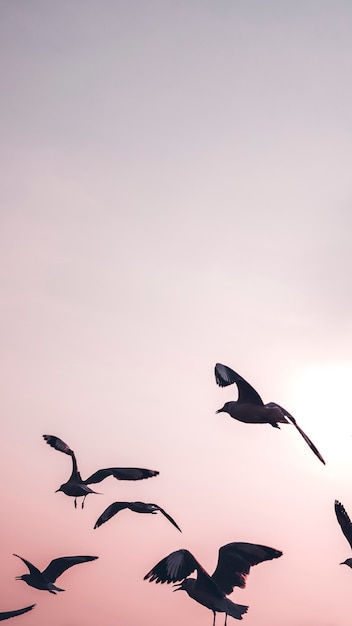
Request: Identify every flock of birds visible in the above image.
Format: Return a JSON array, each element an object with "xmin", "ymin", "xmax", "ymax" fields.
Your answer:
[{"xmin": 4, "ymin": 363, "xmax": 352, "ymax": 624}]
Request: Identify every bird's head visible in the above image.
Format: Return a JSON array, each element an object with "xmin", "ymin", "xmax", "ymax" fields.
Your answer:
[
  {"xmin": 340, "ymin": 558, "xmax": 352, "ymax": 568},
  {"xmin": 216, "ymin": 402, "xmax": 230, "ymax": 414},
  {"xmin": 173, "ymin": 578, "xmax": 194, "ymax": 592}
]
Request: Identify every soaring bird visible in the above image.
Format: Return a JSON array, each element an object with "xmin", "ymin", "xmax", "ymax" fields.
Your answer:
[
  {"xmin": 43, "ymin": 434, "xmax": 159, "ymax": 508},
  {"xmin": 0, "ymin": 605, "xmax": 35, "ymax": 621},
  {"xmin": 334, "ymin": 500, "xmax": 352, "ymax": 567},
  {"xmin": 14, "ymin": 554, "xmax": 98, "ymax": 593},
  {"xmin": 215, "ymin": 363, "xmax": 325, "ymax": 465},
  {"xmin": 144, "ymin": 542, "xmax": 282, "ymax": 626},
  {"xmin": 94, "ymin": 501, "xmax": 181, "ymax": 532}
]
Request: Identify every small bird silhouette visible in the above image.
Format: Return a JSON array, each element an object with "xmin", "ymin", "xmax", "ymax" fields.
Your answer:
[
  {"xmin": 334, "ymin": 500, "xmax": 352, "ymax": 567},
  {"xmin": 43, "ymin": 434, "xmax": 159, "ymax": 508},
  {"xmin": 215, "ymin": 363, "xmax": 325, "ymax": 465},
  {"xmin": 145, "ymin": 542, "xmax": 282, "ymax": 626},
  {"xmin": 14, "ymin": 553, "xmax": 98, "ymax": 593},
  {"xmin": 0, "ymin": 605, "xmax": 35, "ymax": 621},
  {"xmin": 94, "ymin": 501, "xmax": 181, "ymax": 532}
]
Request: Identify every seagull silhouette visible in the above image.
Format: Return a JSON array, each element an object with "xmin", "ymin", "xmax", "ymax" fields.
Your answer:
[
  {"xmin": 43, "ymin": 434, "xmax": 159, "ymax": 508},
  {"xmin": 14, "ymin": 554, "xmax": 98, "ymax": 593},
  {"xmin": 215, "ymin": 363, "xmax": 325, "ymax": 465},
  {"xmin": 144, "ymin": 542, "xmax": 282, "ymax": 626},
  {"xmin": 334, "ymin": 500, "xmax": 352, "ymax": 567},
  {"xmin": 0, "ymin": 605, "xmax": 35, "ymax": 621},
  {"xmin": 94, "ymin": 501, "xmax": 181, "ymax": 532}
]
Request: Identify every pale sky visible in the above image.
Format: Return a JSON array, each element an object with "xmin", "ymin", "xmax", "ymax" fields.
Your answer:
[{"xmin": 1, "ymin": 2, "xmax": 352, "ymax": 625}]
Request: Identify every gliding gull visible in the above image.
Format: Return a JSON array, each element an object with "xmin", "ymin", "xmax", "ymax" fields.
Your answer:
[
  {"xmin": 14, "ymin": 553, "xmax": 98, "ymax": 593},
  {"xmin": 94, "ymin": 501, "xmax": 181, "ymax": 531}
]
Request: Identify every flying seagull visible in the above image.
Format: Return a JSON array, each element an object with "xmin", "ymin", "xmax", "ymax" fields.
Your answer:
[
  {"xmin": 14, "ymin": 554, "xmax": 98, "ymax": 593},
  {"xmin": 334, "ymin": 500, "xmax": 352, "ymax": 567},
  {"xmin": 43, "ymin": 434, "xmax": 159, "ymax": 508},
  {"xmin": 94, "ymin": 501, "xmax": 181, "ymax": 532},
  {"xmin": 215, "ymin": 363, "xmax": 325, "ymax": 465},
  {"xmin": 144, "ymin": 542, "xmax": 282, "ymax": 626},
  {"xmin": 0, "ymin": 605, "xmax": 35, "ymax": 622}
]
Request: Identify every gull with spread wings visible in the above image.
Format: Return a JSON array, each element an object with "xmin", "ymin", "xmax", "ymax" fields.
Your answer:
[
  {"xmin": 144, "ymin": 542, "xmax": 282, "ymax": 625},
  {"xmin": 43, "ymin": 434, "xmax": 159, "ymax": 508},
  {"xmin": 94, "ymin": 501, "xmax": 181, "ymax": 532},
  {"xmin": 334, "ymin": 500, "xmax": 352, "ymax": 568},
  {"xmin": 215, "ymin": 363, "xmax": 325, "ymax": 465},
  {"xmin": 0, "ymin": 605, "xmax": 35, "ymax": 622},
  {"xmin": 14, "ymin": 554, "xmax": 98, "ymax": 594}
]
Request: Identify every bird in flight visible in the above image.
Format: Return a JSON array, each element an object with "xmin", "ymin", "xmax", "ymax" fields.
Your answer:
[
  {"xmin": 0, "ymin": 605, "xmax": 36, "ymax": 622},
  {"xmin": 144, "ymin": 542, "xmax": 282, "ymax": 625},
  {"xmin": 334, "ymin": 500, "xmax": 352, "ymax": 568},
  {"xmin": 43, "ymin": 434, "xmax": 159, "ymax": 508},
  {"xmin": 94, "ymin": 501, "xmax": 181, "ymax": 532},
  {"xmin": 14, "ymin": 554, "xmax": 98, "ymax": 594},
  {"xmin": 214, "ymin": 363, "xmax": 325, "ymax": 465}
]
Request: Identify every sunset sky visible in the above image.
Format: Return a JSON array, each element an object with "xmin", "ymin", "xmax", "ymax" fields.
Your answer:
[{"xmin": 1, "ymin": 2, "xmax": 352, "ymax": 625}]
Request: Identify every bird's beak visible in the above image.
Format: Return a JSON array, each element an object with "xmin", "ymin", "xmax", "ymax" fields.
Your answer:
[
  {"xmin": 215, "ymin": 408, "xmax": 222, "ymax": 414},
  {"xmin": 15, "ymin": 576, "xmax": 21, "ymax": 580},
  {"xmin": 173, "ymin": 583, "xmax": 182, "ymax": 592},
  {"xmin": 55, "ymin": 489, "xmax": 61, "ymax": 492}
]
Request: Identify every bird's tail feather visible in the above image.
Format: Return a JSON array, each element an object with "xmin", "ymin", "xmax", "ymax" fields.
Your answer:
[{"xmin": 223, "ymin": 598, "xmax": 248, "ymax": 620}]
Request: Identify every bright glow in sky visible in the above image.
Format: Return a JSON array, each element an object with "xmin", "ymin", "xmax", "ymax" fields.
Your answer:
[{"xmin": 1, "ymin": 1, "xmax": 352, "ymax": 625}]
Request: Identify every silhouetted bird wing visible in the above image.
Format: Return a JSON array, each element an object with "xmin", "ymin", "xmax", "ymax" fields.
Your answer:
[
  {"xmin": 42, "ymin": 556, "xmax": 98, "ymax": 583},
  {"xmin": 215, "ymin": 364, "xmax": 264, "ymax": 405},
  {"xmin": 94, "ymin": 502, "xmax": 131, "ymax": 528},
  {"xmin": 43, "ymin": 434, "xmax": 78, "ymax": 473},
  {"xmin": 144, "ymin": 549, "xmax": 223, "ymax": 597},
  {"xmin": 152, "ymin": 505, "xmax": 182, "ymax": 532},
  {"xmin": 335, "ymin": 500, "xmax": 352, "ymax": 549},
  {"xmin": 85, "ymin": 467, "xmax": 159, "ymax": 484},
  {"xmin": 212, "ymin": 542, "xmax": 283, "ymax": 593},
  {"xmin": 265, "ymin": 402, "xmax": 325, "ymax": 465},
  {"xmin": 0, "ymin": 605, "xmax": 35, "ymax": 621},
  {"xmin": 13, "ymin": 554, "xmax": 41, "ymax": 577}
]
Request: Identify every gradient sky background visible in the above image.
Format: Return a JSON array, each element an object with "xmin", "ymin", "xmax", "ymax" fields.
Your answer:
[{"xmin": 1, "ymin": 1, "xmax": 352, "ymax": 625}]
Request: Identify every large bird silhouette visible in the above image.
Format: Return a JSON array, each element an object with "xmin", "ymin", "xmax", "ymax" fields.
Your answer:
[
  {"xmin": 215, "ymin": 363, "xmax": 325, "ymax": 465},
  {"xmin": 334, "ymin": 500, "xmax": 352, "ymax": 567},
  {"xmin": 94, "ymin": 501, "xmax": 181, "ymax": 532},
  {"xmin": 145, "ymin": 542, "xmax": 282, "ymax": 625},
  {"xmin": 43, "ymin": 434, "xmax": 159, "ymax": 508},
  {"xmin": 0, "ymin": 605, "xmax": 35, "ymax": 621},
  {"xmin": 14, "ymin": 554, "xmax": 98, "ymax": 593}
]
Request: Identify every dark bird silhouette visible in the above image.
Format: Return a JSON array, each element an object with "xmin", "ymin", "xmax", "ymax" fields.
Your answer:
[
  {"xmin": 94, "ymin": 501, "xmax": 181, "ymax": 532},
  {"xmin": 215, "ymin": 363, "xmax": 325, "ymax": 465},
  {"xmin": 334, "ymin": 500, "xmax": 352, "ymax": 567},
  {"xmin": 144, "ymin": 542, "xmax": 282, "ymax": 626},
  {"xmin": 0, "ymin": 605, "xmax": 35, "ymax": 621},
  {"xmin": 43, "ymin": 434, "xmax": 159, "ymax": 508},
  {"xmin": 14, "ymin": 553, "xmax": 98, "ymax": 593}
]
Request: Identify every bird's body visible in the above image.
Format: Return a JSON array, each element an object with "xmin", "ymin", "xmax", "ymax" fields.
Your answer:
[
  {"xmin": 94, "ymin": 501, "xmax": 181, "ymax": 531},
  {"xmin": 145, "ymin": 542, "xmax": 282, "ymax": 625},
  {"xmin": 215, "ymin": 363, "xmax": 325, "ymax": 464},
  {"xmin": 0, "ymin": 605, "xmax": 35, "ymax": 622},
  {"xmin": 43, "ymin": 434, "xmax": 159, "ymax": 508},
  {"xmin": 14, "ymin": 553, "xmax": 98, "ymax": 593},
  {"xmin": 334, "ymin": 500, "xmax": 352, "ymax": 567}
]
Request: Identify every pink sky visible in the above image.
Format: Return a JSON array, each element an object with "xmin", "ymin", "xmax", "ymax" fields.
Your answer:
[{"xmin": 1, "ymin": 1, "xmax": 352, "ymax": 625}]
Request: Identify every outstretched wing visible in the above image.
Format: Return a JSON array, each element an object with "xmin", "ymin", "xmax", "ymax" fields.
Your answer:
[
  {"xmin": 265, "ymin": 403, "xmax": 325, "ymax": 465},
  {"xmin": 43, "ymin": 555, "xmax": 98, "ymax": 583},
  {"xmin": 13, "ymin": 554, "xmax": 40, "ymax": 576},
  {"xmin": 335, "ymin": 500, "xmax": 352, "ymax": 550},
  {"xmin": 0, "ymin": 605, "xmax": 35, "ymax": 621},
  {"xmin": 43, "ymin": 434, "xmax": 78, "ymax": 474},
  {"xmin": 144, "ymin": 549, "xmax": 222, "ymax": 597},
  {"xmin": 212, "ymin": 542, "xmax": 283, "ymax": 594},
  {"xmin": 215, "ymin": 364, "xmax": 264, "ymax": 405},
  {"xmin": 156, "ymin": 506, "xmax": 182, "ymax": 532},
  {"xmin": 94, "ymin": 502, "xmax": 131, "ymax": 528},
  {"xmin": 85, "ymin": 467, "xmax": 159, "ymax": 484}
]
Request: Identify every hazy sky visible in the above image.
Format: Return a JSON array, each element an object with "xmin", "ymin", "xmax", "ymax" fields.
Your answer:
[{"xmin": 1, "ymin": 2, "xmax": 352, "ymax": 625}]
